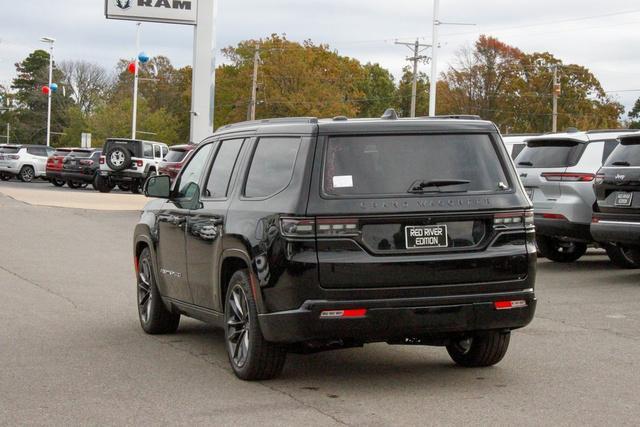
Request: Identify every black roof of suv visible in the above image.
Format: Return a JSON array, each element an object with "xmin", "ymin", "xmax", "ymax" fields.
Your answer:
[{"xmin": 133, "ymin": 113, "xmax": 536, "ymax": 380}]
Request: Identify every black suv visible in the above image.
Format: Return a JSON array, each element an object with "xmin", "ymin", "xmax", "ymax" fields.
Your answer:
[
  {"xmin": 133, "ymin": 113, "xmax": 537, "ymax": 380},
  {"xmin": 592, "ymin": 133, "xmax": 640, "ymax": 267}
]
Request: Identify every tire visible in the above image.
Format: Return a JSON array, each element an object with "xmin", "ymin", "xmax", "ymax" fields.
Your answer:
[
  {"xmin": 91, "ymin": 174, "xmax": 100, "ymax": 191},
  {"xmin": 117, "ymin": 183, "xmax": 130, "ymax": 192},
  {"xmin": 95, "ymin": 174, "xmax": 112, "ymax": 193},
  {"xmin": 137, "ymin": 247, "xmax": 180, "ymax": 334},
  {"xmin": 67, "ymin": 180, "xmax": 81, "ymax": 189},
  {"xmin": 105, "ymin": 147, "xmax": 132, "ymax": 171},
  {"xmin": 131, "ymin": 179, "xmax": 142, "ymax": 194},
  {"xmin": 446, "ymin": 331, "xmax": 511, "ymax": 367},
  {"xmin": 51, "ymin": 178, "xmax": 65, "ymax": 187},
  {"xmin": 536, "ymin": 235, "xmax": 587, "ymax": 263},
  {"xmin": 605, "ymin": 244, "xmax": 640, "ymax": 269},
  {"xmin": 18, "ymin": 166, "xmax": 35, "ymax": 183},
  {"xmin": 1, "ymin": 173, "xmax": 11, "ymax": 181},
  {"xmin": 224, "ymin": 269, "xmax": 286, "ymax": 380}
]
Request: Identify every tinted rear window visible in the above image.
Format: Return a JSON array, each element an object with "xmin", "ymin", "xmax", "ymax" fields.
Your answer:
[
  {"xmin": 68, "ymin": 150, "xmax": 93, "ymax": 158},
  {"xmin": 516, "ymin": 140, "xmax": 585, "ymax": 168},
  {"xmin": 605, "ymin": 140, "xmax": 640, "ymax": 166},
  {"xmin": 164, "ymin": 149, "xmax": 188, "ymax": 163},
  {"xmin": 324, "ymin": 134, "xmax": 509, "ymax": 196},
  {"xmin": 0, "ymin": 147, "xmax": 20, "ymax": 154},
  {"xmin": 245, "ymin": 137, "xmax": 301, "ymax": 198},
  {"xmin": 54, "ymin": 149, "xmax": 73, "ymax": 156}
]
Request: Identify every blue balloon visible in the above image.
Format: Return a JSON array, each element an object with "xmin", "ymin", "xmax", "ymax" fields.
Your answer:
[
  {"xmin": 138, "ymin": 52, "xmax": 150, "ymax": 64},
  {"xmin": 50, "ymin": 83, "xmax": 58, "ymax": 93}
]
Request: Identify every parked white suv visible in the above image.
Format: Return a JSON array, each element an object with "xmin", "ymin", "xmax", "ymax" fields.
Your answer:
[
  {"xmin": 515, "ymin": 129, "xmax": 636, "ymax": 262},
  {"xmin": 0, "ymin": 144, "xmax": 55, "ymax": 182},
  {"xmin": 95, "ymin": 138, "xmax": 168, "ymax": 194}
]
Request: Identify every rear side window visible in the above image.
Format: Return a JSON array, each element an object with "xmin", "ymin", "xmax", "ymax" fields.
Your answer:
[
  {"xmin": 0, "ymin": 147, "xmax": 20, "ymax": 154},
  {"xmin": 511, "ymin": 143, "xmax": 526, "ymax": 159},
  {"xmin": 516, "ymin": 140, "xmax": 585, "ymax": 168},
  {"xmin": 324, "ymin": 134, "xmax": 509, "ymax": 196},
  {"xmin": 245, "ymin": 137, "xmax": 301, "ymax": 198},
  {"xmin": 164, "ymin": 149, "xmax": 188, "ymax": 163},
  {"xmin": 27, "ymin": 147, "xmax": 48, "ymax": 157},
  {"xmin": 602, "ymin": 139, "xmax": 619, "ymax": 163},
  {"xmin": 205, "ymin": 139, "xmax": 245, "ymax": 198},
  {"xmin": 606, "ymin": 140, "xmax": 640, "ymax": 166},
  {"xmin": 143, "ymin": 143, "xmax": 153, "ymax": 158}
]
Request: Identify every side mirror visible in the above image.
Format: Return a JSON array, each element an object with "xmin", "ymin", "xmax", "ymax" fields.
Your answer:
[{"xmin": 144, "ymin": 175, "xmax": 171, "ymax": 199}]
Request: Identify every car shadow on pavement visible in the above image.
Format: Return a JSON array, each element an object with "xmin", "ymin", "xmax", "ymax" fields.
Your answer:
[{"xmin": 537, "ymin": 258, "xmax": 640, "ymax": 286}]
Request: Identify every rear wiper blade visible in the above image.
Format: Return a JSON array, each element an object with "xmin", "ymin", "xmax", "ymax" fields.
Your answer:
[
  {"xmin": 518, "ymin": 161, "xmax": 533, "ymax": 166},
  {"xmin": 612, "ymin": 161, "xmax": 630, "ymax": 166},
  {"xmin": 408, "ymin": 179, "xmax": 471, "ymax": 193}
]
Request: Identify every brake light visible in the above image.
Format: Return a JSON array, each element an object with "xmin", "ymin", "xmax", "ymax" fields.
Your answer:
[
  {"xmin": 279, "ymin": 217, "xmax": 361, "ymax": 238},
  {"xmin": 595, "ymin": 173, "xmax": 605, "ymax": 185},
  {"xmin": 542, "ymin": 172, "xmax": 595, "ymax": 182},
  {"xmin": 7, "ymin": 155, "xmax": 19, "ymax": 160},
  {"xmin": 320, "ymin": 308, "xmax": 367, "ymax": 318},
  {"xmin": 136, "ymin": 160, "xmax": 144, "ymax": 167},
  {"xmin": 494, "ymin": 300, "xmax": 527, "ymax": 310},
  {"xmin": 99, "ymin": 156, "xmax": 105, "ymax": 165},
  {"xmin": 592, "ymin": 216, "xmax": 600, "ymax": 224}
]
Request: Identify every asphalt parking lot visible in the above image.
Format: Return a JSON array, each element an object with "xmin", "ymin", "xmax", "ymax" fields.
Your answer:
[{"xmin": 1, "ymin": 182, "xmax": 638, "ymax": 426}]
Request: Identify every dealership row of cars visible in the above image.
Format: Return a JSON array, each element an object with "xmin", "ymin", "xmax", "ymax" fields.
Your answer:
[{"xmin": 0, "ymin": 140, "xmax": 195, "ymax": 193}]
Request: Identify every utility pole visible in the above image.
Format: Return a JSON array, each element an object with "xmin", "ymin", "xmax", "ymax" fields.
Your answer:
[
  {"xmin": 132, "ymin": 23, "xmax": 141, "ymax": 140},
  {"xmin": 552, "ymin": 65, "xmax": 561, "ymax": 133},
  {"xmin": 6, "ymin": 123, "xmax": 9, "ymax": 144},
  {"xmin": 395, "ymin": 39, "xmax": 430, "ymax": 117},
  {"xmin": 428, "ymin": 0, "xmax": 440, "ymax": 117},
  {"xmin": 40, "ymin": 37, "xmax": 55, "ymax": 147},
  {"xmin": 248, "ymin": 44, "xmax": 260, "ymax": 121}
]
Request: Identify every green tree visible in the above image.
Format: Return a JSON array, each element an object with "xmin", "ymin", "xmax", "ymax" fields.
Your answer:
[
  {"xmin": 395, "ymin": 66, "xmax": 429, "ymax": 117},
  {"xmin": 627, "ymin": 97, "xmax": 640, "ymax": 129},
  {"xmin": 356, "ymin": 63, "xmax": 396, "ymax": 118}
]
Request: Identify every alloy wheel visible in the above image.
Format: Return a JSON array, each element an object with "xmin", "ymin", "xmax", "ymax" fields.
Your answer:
[
  {"xmin": 22, "ymin": 168, "xmax": 34, "ymax": 182},
  {"xmin": 137, "ymin": 257, "xmax": 153, "ymax": 324},
  {"xmin": 226, "ymin": 285, "xmax": 250, "ymax": 368}
]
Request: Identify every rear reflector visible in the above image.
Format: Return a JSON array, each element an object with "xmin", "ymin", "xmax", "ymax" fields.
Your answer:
[
  {"xmin": 540, "ymin": 213, "xmax": 567, "ymax": 220},
  {"xmin": 320, "ymin": 308, "xmax": 367, "ymax": 318},
  {"xmin": 494, "ymin": 300, "xmax": 527, "ymax": 310}
]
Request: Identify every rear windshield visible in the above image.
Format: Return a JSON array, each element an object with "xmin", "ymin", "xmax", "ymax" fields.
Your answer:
[
  {"xmin": 516, "ymin": 140, "xmax": 585, "ymax": 168},
  {"xmin": 0, "ymin": 147, "xmax": 20, "ymax": 154},
  {"xmin": 324, "ymin": 134, "xmax": 509, "ymax": 196},
  {"xmin": 104, "ymin": 140, "xmax": 141, "ymax": 157},
  {"xmin": 68, "ymin": 150, "xmax": 93, "ymax": 158},
  {"xmin": 54, "ymin": 149, "xmax": 74, "ymax": 156},
  {"xmin": 164, "ymin": 149, "xmax": 188, "ymax": 163},
  {"xmin": 605, "ymin": 139, "xmax": 640, "ymax": 167}
]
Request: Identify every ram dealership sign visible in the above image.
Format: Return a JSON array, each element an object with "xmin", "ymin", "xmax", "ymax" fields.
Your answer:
[{"xmin": 105, "ymin": 0, "xmax": 198, "ymax": 25}]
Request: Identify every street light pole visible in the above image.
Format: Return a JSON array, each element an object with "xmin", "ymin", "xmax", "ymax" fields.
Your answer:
[
  {"xmin": 428, "ymin": 0, "xmax": 439, "ymax": 117},
  {"xmin": 40, "ymin": 37, "xmax": 55, "ymax": 147},
  {"xmin": 132, "ymin": 23, "xmax": 141, "ymax": 140}
]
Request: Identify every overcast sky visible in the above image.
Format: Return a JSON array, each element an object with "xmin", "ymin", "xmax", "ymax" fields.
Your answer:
[{"xmin": 1, "ymin": 0, "xmax": 639, "ymax": 113}]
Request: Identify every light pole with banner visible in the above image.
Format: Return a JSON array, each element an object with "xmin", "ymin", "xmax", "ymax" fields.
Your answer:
[{"xmin": 105, "ymin": 0, "xmax": 216, "ymax": 144}]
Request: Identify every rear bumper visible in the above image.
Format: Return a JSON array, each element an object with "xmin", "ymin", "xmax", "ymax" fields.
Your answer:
[
  {"xmin": 46, "ymin": 170, "xmax": 63, "ymax": 179},
  {"xmin": 61, "ymin": 171, "xmax": 94, "ymax": 183},
  {"xmin": 99, "ymin": 170, "xmax": 144, "ymax": 181},
  {"xmin": 259, "ymin": 290, "xmax": 536, "ymax": 343},
  {"xmin": 534, "ymin": 217, "xmax": 591, "ymax": 241},
  {"xmin": 591, "ymin": 220, "xmax": 640, "ymax": 247}
]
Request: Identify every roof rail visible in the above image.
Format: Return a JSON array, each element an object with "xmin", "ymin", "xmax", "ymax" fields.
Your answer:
[
  {"xmin": 419, "ymin": 114, "xmax": 482, "ymax": 120},
  {"xmin": 218, "ymin": 117, "xmax": 318, "ymax": 131},
  {"xmin": 585, "ymin": 128, "xmax": 634, "ymax": 134}
]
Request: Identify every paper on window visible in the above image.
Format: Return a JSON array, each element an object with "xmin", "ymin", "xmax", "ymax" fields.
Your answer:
[{"xmin": 332, "ymin": 175, "xmax": 353, "ymax": 188}]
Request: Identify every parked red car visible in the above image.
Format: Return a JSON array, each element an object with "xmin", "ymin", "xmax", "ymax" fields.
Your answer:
[
  {"xmin": 157, "ymin": 144, "xmax": 196, "ymax": 180},
  {"xmin": 46, "ymin": 148, "xmax": 82, "ymax": 187}
]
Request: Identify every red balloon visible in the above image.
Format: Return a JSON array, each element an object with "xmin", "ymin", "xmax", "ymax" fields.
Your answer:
[
  {"xmin": 41, "ymin": 86, "xmax": 50, "ymax": 95},
  {"xmin": 128, "ymin": 62, "xmax": 137, "ymax": 74}
]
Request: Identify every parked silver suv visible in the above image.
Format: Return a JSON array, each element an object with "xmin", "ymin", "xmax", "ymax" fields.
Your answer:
[
  {"xmin": 515, "ymin": 130, "xmax": 636, "ymax": 262},
  {"xmin": 0, "ymin": 144, "xmax": 55, "ymax": 182}
]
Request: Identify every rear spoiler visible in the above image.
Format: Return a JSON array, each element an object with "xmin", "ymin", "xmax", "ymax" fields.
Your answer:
[{"xmin": 524, "ymin": 137, "xmax": 585, "ymax": 147}]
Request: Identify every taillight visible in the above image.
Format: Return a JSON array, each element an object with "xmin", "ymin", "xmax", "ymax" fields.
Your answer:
[
  {"xmin": 99, "ymin": 156, "xmax": 105, "ymax": 165},
  {"xmin": 136, "ymin": 160, "xmax": 144, "ymax": 167},
  {"xmin": 535, "ymin": 213, "xmax": 567, "ymax": 220},
  {"xmin": 493, "ymin": 211, "xmax": 533, "ymax": 228},
  {"xmin": 592, "ymin": 216, "xmax": 600, "ymax": 224},
  {"xmin": 79, "ymin": 159, "xmax": 94, "ymax": 166},
  {"xmin": 595, "ymin": 173, "xmax": 605, "ymax": 185},
  {"xmin": 542, "ymin": 172, "xmax": 595, "ymax": 182},
  {"xmin": 7, "ymin": 155, "xmax": 20, "ymax": 160},
  {"xmin": 279, "ymin": 217, "xmax": 361, "ymax": 238}
]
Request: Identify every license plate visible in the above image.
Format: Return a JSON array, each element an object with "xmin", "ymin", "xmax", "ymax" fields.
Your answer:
[
  {"xmin": 614, "ymin": 192, "xmax": 633, "ymax": 207},
  {"xmin": 525, "ymin": 187, "xmax": 534, "ymax": 199},
  {"xmin": 405, "ymin": 225, "xmax": 448, "ymax": 249}
]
